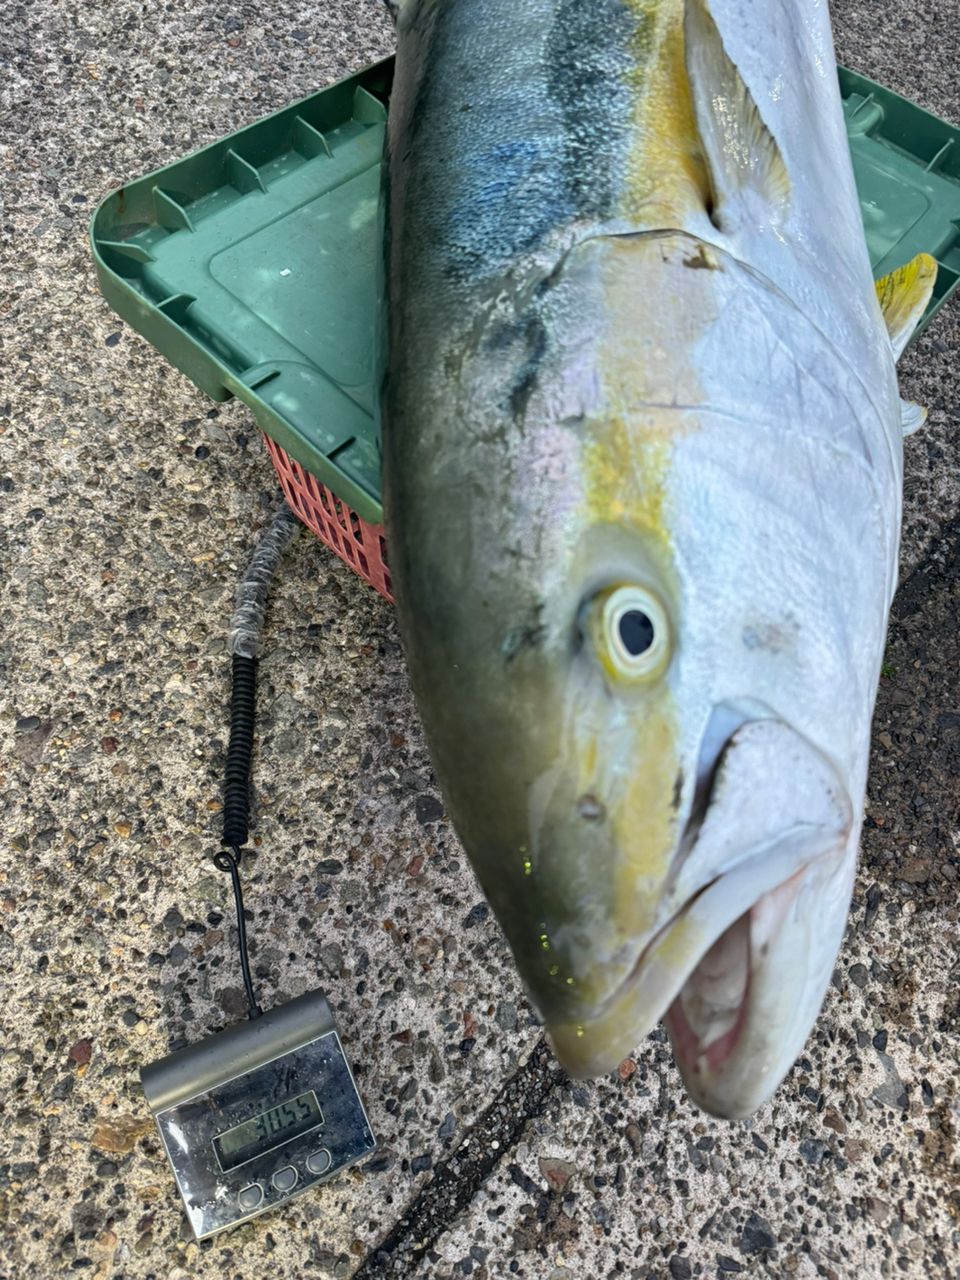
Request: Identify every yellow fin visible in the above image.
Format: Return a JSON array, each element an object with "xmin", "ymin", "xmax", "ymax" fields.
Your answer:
[
  {"xmin": 875, "ymin": 253, "xmax": 938, "ymax": 360},
  {"xmin": 683, "ymin": 0, "xmax": 791, "ymax": 231}
]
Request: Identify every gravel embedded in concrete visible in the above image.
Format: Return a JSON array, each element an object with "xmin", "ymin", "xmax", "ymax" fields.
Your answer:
[{"xmin": 0, "ymin": 1, "xmax": 958, "ymax": 1277}]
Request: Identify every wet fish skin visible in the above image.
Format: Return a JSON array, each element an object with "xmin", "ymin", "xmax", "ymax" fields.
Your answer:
[{"xmin": 380, "ymin": 0, "xmax": 934, "ymax": 1117}]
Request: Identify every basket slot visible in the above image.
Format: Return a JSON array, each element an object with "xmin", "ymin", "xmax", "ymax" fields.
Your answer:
[
  {"xmin": 925, "ymin": 139, "xmax": 955, "ymax": 175},
  {"xmin": 152, "ymin": 187, "xmax": 195, "ymax": 233},
  {"xmin": 932, "ymin": 219, "xmax": 960, "ymax": 263},
  {"xmin": 157, "ymin": 294, "xmax": 197, "ymax": 324},
  {"xmin": 327, "ymin": 436, "xmax": 356, "ymax": 463},
  {"xmin": 293, "ymin": 117, "xmax": 333, "ymax": 160},
  {"xmin": 97, "ymin": 239, "xmax": 154, "ymax": 265},
  {"xmin": 245, "ymin": 368, "xmax": 281, "ymax": 392},
  {"xmin": 352, "ymin": 86, "xmax": 387, "ymax": 125},
  {"xmin": 156, "ymin": 295, "xmax": 253, "ymax": 371},
  {"xmin": 226, "ymin": 149, "xmax": 267, "ymax": 195},
  {"xmin": 934, "ymin": 263, "xmax": 959, "ymax": 296},
  {"xmin": 846, "ymin": 96, "xmax": 884, "ymax": 137}
]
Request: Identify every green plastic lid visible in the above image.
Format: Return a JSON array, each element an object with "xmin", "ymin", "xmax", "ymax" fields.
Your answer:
[{"xmin": 92, "ymin": 59, "xmax": 959, "ymax": 527}]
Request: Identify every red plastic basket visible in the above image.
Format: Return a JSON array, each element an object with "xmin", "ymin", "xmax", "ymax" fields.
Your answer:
[{"xmin": 264, "ymin": 437, "xmax": 393, "ymax": 603}]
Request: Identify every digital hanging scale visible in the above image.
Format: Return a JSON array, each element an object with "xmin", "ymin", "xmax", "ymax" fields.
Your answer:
[
  {"xmin": 141, "ymin": 507, "xmax": 377, "ymax": 1238},
  {"xmin": 141, "ymin": 990, "xmax": 375, "ymax": 1239}
]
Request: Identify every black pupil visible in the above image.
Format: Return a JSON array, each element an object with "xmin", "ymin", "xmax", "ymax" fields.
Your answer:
[{"xmin": 618, "ymin": 609, "xmax": 655, "ymax": 657}]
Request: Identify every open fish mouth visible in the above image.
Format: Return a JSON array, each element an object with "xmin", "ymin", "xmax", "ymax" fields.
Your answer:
[
  {"xmin": 547, "ymin": 719, "xmax": 853, "ymax": 1088},
  {"xmin": 549, "ymin": 842, "xmax": 843, "ymax": 1079},
  {"xmin": 667, "ymin": 907, "xmax": 754, "ymax": 1076}
]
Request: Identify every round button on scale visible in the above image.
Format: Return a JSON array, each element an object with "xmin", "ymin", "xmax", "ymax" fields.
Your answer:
[
  {"xmin": 237, "ymin": 1183, "xmax": 264, "ymax": 1212},
  {"xmin": 272, "ymin": 1165, "xmax": 299, "ymax": 1193},
  {"xmin": 306, "ymin": 1148, "xmax": 332, "ymax": 1176}
]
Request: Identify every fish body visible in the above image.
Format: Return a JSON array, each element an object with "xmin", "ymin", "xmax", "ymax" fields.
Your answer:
[{"xmin": 380, "ymin": 0, "xmax": 934, "ymax": 1116}]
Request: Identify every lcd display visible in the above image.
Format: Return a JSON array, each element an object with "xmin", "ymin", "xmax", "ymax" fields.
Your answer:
[{"xmin": 213, "ymin": 1090, "xmax": 323, "ymax": 1172}]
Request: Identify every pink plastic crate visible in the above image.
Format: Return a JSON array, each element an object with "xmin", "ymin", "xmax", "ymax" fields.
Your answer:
[{"xmin": 264, "ymin": 436, "xmax": 393, "ymax": 603}]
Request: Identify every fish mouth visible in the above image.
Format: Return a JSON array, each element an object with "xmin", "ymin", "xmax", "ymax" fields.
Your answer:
[
  {"xmin": 549, "ymin": 843, "xmax": 841, "ymax": 1078},
  {"xmin": 547, "ymin": 719, "xmax": 852, "ymax": 1088}
]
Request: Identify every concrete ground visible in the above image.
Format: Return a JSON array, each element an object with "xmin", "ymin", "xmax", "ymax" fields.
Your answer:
[{"xmin": 0, "ymin": 1, "xmax": 957, "ymax": 1277}]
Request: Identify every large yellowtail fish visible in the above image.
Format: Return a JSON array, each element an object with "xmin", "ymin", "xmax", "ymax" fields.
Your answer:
[{"xmin": 379, "ymin": 0, "xmax": 937, "ymax": 1117}]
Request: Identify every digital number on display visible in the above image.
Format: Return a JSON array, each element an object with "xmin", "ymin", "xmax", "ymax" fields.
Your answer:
[{"xmin": 213, "ymin": 1090, "xmax": 324, "ymax": 1172}]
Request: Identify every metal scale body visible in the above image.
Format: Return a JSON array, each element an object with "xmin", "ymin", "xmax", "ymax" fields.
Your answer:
[{"xmin": 141, "ymin": 990, "xmax": 375, "ymax": 1239}]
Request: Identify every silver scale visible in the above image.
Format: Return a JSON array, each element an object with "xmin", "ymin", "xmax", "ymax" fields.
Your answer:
[
  {"xmin": 141, "ymin": 507, "xmax": 377, "ymax": 1238},
  {"xmin": 141, "ymin": 990, "xmax": 376, "ymax": 1239}
]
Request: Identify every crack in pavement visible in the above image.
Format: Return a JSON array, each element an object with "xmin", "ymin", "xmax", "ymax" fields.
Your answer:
[{"xmin": 356, "ymin": 1037, "xmax": 565, "ymax": 1276}]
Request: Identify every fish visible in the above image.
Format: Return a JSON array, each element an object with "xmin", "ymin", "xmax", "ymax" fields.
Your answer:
[{"xmin": 379, "ymin": 0, "xmax": 937, "ymax": 1118}]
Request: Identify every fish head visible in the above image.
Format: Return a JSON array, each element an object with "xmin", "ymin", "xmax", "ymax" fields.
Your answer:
[{"xmin": 388, "ymin": 232, "xmax": 890, "ymax": 1115}]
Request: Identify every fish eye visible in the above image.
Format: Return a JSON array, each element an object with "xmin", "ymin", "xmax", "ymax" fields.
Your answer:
[
  {"xmin": 584, "ymin": 585, "xmax": 671, "ymax": 682},
  {"xmin": 618, "ymin": 609, "xmax": 655, "ymax": 657}
]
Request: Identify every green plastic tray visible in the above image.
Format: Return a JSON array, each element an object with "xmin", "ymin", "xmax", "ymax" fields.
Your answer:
[{"xmin": 92, "ymin": 59, "xmax": 960, "ymax": 527}]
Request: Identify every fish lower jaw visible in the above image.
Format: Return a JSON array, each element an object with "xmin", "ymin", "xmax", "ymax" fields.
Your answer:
[
  {"xmin": 673, "ymin": 910, "xmax": 751, "ymax": 1060},
  {"xmin": 666, "ymin": 909, "xmax": 753, "ymax": 1083},
  {"xmin": 664, "ymin": 864, "xmax": 817, "ymax": 1116}
]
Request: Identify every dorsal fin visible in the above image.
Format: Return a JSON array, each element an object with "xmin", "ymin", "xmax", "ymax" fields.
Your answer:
[
  {"xmin": 875, "ymin": 253, "xmax": 938, "ymax": 360},
  {"xmin": 382, "ymin": 0, "xmax": 413, "ymax": 24},
  {"xmin": 683, "ymin": 0, "xmax": 791, "ymax": 232}
]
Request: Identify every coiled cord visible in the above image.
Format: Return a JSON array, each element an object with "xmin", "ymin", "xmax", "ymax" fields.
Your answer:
[
  {"xmin": 213, "ymin": 501, "xmax": 299, "ymax": 1021},
  {"xmin": 223, "ymin": 655, "xmax": 257, "ymax": 850}
]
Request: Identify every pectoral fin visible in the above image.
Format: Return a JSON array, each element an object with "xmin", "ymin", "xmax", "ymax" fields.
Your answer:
[
  {"xmin": 875, "ymin": 253, "xmax": 938, "ymax": 360},
  {"xmin": 899, "ymin": 400, "xmax": 927, "ymax": 437},
  {"xmin": 684, "ymin": 0, "xmax": 791, "ymax": 232}
]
